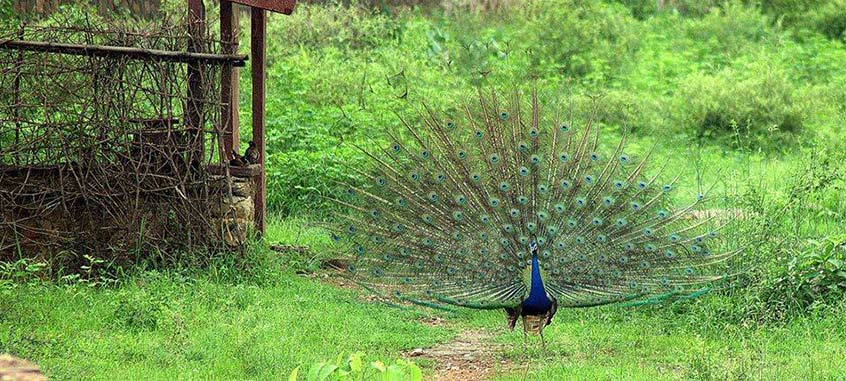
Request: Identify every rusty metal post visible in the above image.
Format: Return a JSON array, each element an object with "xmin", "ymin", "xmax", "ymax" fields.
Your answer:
[
  {"xmin": 186, "ymin": 0, "xmax": 206, "ymax": 169},
  {"xmin": 221, "ymin": 0, "xmax": 240, "ymax": 159},
  {"xmin": 251, "ymin": 7, "xmax": 267, "ymax": 235}
]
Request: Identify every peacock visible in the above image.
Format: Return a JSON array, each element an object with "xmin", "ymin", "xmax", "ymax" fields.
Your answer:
[{"xmin": 329, "ymin": 89, "xmax": 737, "ymax": 342}]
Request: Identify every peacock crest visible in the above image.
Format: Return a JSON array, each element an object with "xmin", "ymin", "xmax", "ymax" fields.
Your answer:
[{"xmin": 328, "ymin": 89, "xmax": 738, "ymax": 335}]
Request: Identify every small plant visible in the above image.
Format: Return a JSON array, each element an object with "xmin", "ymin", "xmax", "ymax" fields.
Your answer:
[
  {"xmin": 288, "ymin": 352, "xmax": 422, "ymax": 381},
  {"xmin": 764, "ymin": 234, "xmax": 846, "ymax": 316}
]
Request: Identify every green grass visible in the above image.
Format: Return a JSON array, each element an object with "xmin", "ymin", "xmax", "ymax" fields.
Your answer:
[{"xmin": 3, "ymin": 257, "xmax": 845, "ymax": 380}]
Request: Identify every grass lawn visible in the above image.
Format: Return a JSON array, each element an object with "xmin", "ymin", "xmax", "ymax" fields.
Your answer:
[{"xmin": 3, "ymin": 245, "xmax": 845, "ymax": 380}]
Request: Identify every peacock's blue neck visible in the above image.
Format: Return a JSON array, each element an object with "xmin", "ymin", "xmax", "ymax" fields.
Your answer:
[{"xmin": 522, "ymin": 254, "xmax": 553, "ymax": 314}]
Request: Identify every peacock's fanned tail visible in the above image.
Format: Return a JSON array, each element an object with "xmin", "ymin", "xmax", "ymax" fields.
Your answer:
[{"xmin": 328, "ymin": 89, "xmax": 737, "ymax": 311}]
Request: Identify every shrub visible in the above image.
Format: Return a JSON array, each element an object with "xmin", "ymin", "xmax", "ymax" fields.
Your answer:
[
  {"xmin": 763, "ymin": 235, "xmax": 846, "ymax": 314},
  {"xmin": 804, "ymin": 0, "xmax": 846, "ymax": 40},
  {"xmin": 674, "ymin": 57, "xmax": 808, "ymax": 148},
  {"xmin": 515, "ymin": 0, "xmax": 640, "ymax": 81}
]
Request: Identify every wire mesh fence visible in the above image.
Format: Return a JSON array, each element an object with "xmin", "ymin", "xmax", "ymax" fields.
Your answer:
[{"xmin": 0, "ymin": 13, "xmax": 252, "ymax": 271}]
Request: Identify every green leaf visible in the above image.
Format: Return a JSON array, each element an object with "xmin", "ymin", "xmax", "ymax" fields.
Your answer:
[
  {"xmin": 288, "ymin": 366, "xmax": 299, "ymax": 381},
  {"xmin": 370, "ymin": 361, "xmax": 386, "ymax": 373},
  {"xmin": 348, "ymin": 352, "xmax": 363, "ymax": 372}
]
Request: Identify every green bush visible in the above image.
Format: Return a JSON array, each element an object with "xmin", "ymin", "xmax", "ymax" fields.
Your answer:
[
  {"xmin": 515, "ymin": 0, "xmax": 640, "ymax": 81},
  {"xmin": 804, "ymin": 0, "xmax": 846, "ymax": 40},
  {"xmin": 674, "ymin": 57, "xmax": 808, "ymax": 148},
  {"xmin": 764, "ymin": 235, "xmax": 846, "ymax": 315}
]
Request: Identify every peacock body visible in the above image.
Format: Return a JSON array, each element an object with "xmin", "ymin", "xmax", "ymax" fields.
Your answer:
[{"xmin": 330, "ymin": 89, "xmax": 736, "ymax": 336}]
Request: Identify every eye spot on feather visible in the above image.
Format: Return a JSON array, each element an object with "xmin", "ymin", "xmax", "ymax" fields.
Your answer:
[
  {"xmin": 624, "ymin": 242, "xmax": 634, "ymax": 251},
  {"xmin": 355, "ymin": 246, "xmax": 365, "ymax": 255},
  {"xmin": 530, "ymin": 154, "xmax": 540, "ymax": 165},
  {"xmin": 603, "ymin": 196, "xmax": 614, "ymax": 206},
  {"xmin": 509, "ymin": 208, "xmax": 520, "ymax": 218},
  {"xmin": 446, "ymin": 121, "xmax": 455, "ymax": 129},
  {"xmin": 391, "ymin": 143, "xmax": 401, "ymax": 152},
  {"xmin": 690, "ymin": 244, "xmax": 701, "ymax": 252},
  {"xmin": 637, "ymin": 181, "xmax": 647, "ymax": 189},
  {"xmin": 489, "ymin": 197, "xmax": 500, "ymax": 207},
  {"xmin": 421, "ymin": 214, "xmax": 434, "ymax": 224},
  {"xmin": 519, "ymin": 166, "xmax": 529, "ymax": 176},
  {"xmin": 643, "ymin": 227, "xmax": 654, "ymax": 236},
  {"xmin": 395, "ymin": 197, "xmax": 407, "ymax": 207},
  {"xmin": 518, "ymin": 142, "xmax": 529, "ymax": 152},
  {"xmin": 471, "ymin": 172, "xmax": 481, "ymax": 182},
  {"xmin": 645, "ymin": 244, "xmax": 656, "ymax": 252},
  {"xmin": 346, "ymin": 188, "xmax": 356, "ymax": 196},
  {"xmin": 614, "ymin": 180, "xmax": 625, "ymax": 189},
  {"xmin": 665, "ymin": 249, "xmax": 675, "ymax": 259},
  {"xmin": 347, "ymin": 225, "xmax": 356, "ymax": 234},
  {"xmin": 499, "ymin": 182, "xmax": 510, "ymax": 192},
  {"xmin": 575, "ymin": 197, "xmax": 586, "ymax": 207},
  {"xmin": 421, "ymin": 150, "xmax": 430, "ymax": 159},
  {"xmin": 560, "ymin": 124, "xmax": 570, "ymax": 132},
  {"xmin": 547, "ymin": 226, "xmax": 558, "ymax": 235},
  {"xmin": 376, "ymin": 177, "xmax": 386, "ymax": 186},
  {"xmin": 554, "ymin": 203, "xmax": 565, "ymax": 213},
  {"xmin": 663, "ymin": 184, "xmax": 672, "ymax": 192},
  {"xmin": 616, "ymin": 218, "xmax": 627, "ymax": 227},
  {"xmin": 685, "ymin": 267, "xmax": 695, "ymax": 276},
  {"xmin": 537, "ymin": 211, "xmax": 549, "ymax": 221},
  {"xmin": 590, "ymin": 152, "xmax": 599, "ymax": 161},
  {"xmin": 596, "ymin": 234, "xmax": 607, "ymax": 243},
  {"xmin": 527, "ymin": 222, "xmax": 537, "ymax": 231},
  {"xmin": 560, "ymin": 179, "xmax": 572, "ymax": 189},
  {"xmin": 372, "ymin": 268, "xmax": 384, "ymax": 277},
  {"xmin": 330, "ymin": 233, "xmax": 340, "ymax": 242},
  {"xmin": 503, "ymin": 224, "xmax": 514, "ymax": 233},
  {"xmin": 401, "ymin": 248, "xmax": 410, "ymax": 256},
  {"xmin": 567, "ymin": 219, "xmax": 577, "ymax": 228},
  {"xmin": 709, "ymin": 230, "xmax": 718, "ymax": 238},
  {"xmin": 556, "ymin": 241, "xmax": 566, "ymax": 249},
  {"xmin": 559, "ymin": 153, "xmax": 570, "ymax": 162},
  {"xmin": 427, "ymin": 192, "xmax": 439, "ymax": 203},
  {"xmin": 575, "ymin": 236, "xmax": 585, "ymax": 245},
  {"xmin": 369, "ymin": 209, "xmax": 380, "ymax": 218},
  {"xmin": 480, "ymin": 215, "xmax": 491, "ymax": 224},
  {"xmin": 697, "ymin": 193, "xmax": 705, "ymax": 201},
  {"xmin": 518, "ymin": 195, "xmax": 529, "ymax": 205},
  {"xmin": 490, "ymin": 154, "xmax": 500, "ymax": 164},
  {"xmin": 435, "ymin": 173, "xmax": 446, "ymax": 182},
  {"xmin": 631, "ymin": 202, "xmax": 641, "ymax": 211},
  {"xmin": 619, "ymin": 154, "xmax": 629, "ymax": 164},
  {"xmin": 584, "ymin": 175, "xmax": 594, "ymax": 185},
  {"xmin": 453, "ymin": 211, "xmax": 464, "ymax": 221},
  {"xmin": 592, "ymin": 217, "xmax": 603, "ymax": 226},
  {"xmin": 409, "ymin": 171, "xmax": 419, "ymax": 181},
  {"xmin": 530, "ymin": 128, "xmax": 539, "ymax": 138},
  {"xmin": 618, "ymin": 256, "xmax": 628, "ymax": 264},
  {"xmin": 500, "ymin": 111, "xmax": 509, "ymax": 120},
  {"xmin": 456, "ymin": 149, "xmax": 467, "ymax": 159},
  {"xmin": 454, "ymin": 195, "xmax": 466, "ymax": 205},
  {"xmin": 657, "ymin": 210, "xmax": 669, "ymax": 218},
  {"xmin": 669, "ymin": 234, "xmax": 681, "ymax": 242},
  {"xmin": 475, "ymin": 130, "xmax": 484, "ymax": 139},
  {"xmin": 423, "ymin": 238, "xmax": 434, "ymax": 246}
]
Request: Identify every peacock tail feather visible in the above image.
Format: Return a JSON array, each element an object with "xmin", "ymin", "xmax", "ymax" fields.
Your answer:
[{"xmin": 327, "ymin": 89, "xmax": 738, "ymax": 312}]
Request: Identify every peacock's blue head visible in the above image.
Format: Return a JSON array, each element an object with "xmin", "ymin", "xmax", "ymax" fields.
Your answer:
[{"xmin": 529, "ymin": 239, "xmax": 538, "ymax": 257}]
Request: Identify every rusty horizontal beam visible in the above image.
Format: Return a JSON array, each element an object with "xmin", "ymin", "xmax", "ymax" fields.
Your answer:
[
  {"xmin": 230, "ymin": 0, "xmax": 295, "ymax": 14},
  {"xmin": 0, "ymin": 39, "xmax": 248, "ymax": 67}
]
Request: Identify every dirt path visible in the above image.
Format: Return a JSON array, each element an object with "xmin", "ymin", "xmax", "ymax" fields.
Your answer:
[{"xmin": 404, "ymin": 327, "xmax": 512, "ymax": 381}]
